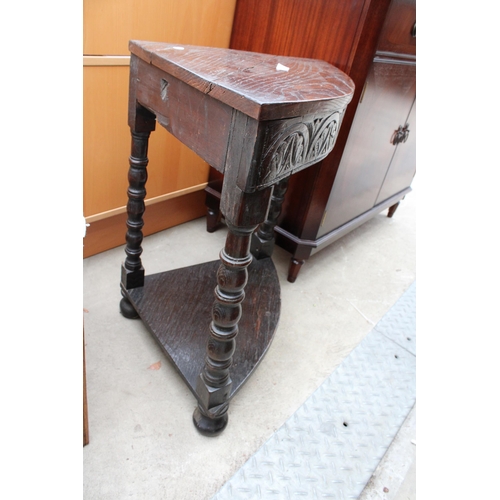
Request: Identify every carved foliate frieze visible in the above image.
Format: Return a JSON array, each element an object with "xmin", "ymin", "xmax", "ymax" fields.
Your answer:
[{"xmin": 257, "ymin": 111, "xmax": 341, "ymax": 188}]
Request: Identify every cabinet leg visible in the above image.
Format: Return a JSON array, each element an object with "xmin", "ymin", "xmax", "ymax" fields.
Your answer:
[
  {"xmin": 120, "ymin": 129, "xmax": 152, "ymax": 318},
  {"xmin": 387, "ymin": 202, "xmax": 400, "ymax": 218},
  {"xmin": 288, "ymin": 258, "xmax": 305, "ymax": 283},
  {"xmin": 206, "ymin": 206, "xmax": 222, "ymax": 233},
  {"xmin": 205, "ymin": 173, "xmax": 224, "ymax": 233},
  {"xmin": 194, "ymin": 222, "xmax": 256, "ymax": 436},
  {"xmin": 205, "ymin": 178, "xmax": 224, "ymax": 233},
  {"xmin": 251, "ymin": 177, "xmax": 289, "ymax": 259}
]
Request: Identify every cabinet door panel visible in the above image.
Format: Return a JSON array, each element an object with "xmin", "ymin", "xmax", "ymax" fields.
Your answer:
[
  {"xmin": 318, "ymin": 61, "xmax": 416, "ymax": 236},
  {"xmin": 377, "ymin": 0, "xmax": 416, "ymax": 56},
  {"xmin": 376, "ymin": 98, "xmax": 415, "ymax": 203}
]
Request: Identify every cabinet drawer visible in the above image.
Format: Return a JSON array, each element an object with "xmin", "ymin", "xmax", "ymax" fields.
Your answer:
[{"xmin": 377, "ymin": 0, "xmax": 416, "ymax": 56}]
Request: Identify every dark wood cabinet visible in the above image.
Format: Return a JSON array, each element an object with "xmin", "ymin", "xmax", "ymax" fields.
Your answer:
[
  {"xmin": 318, "ymin": 62, "xmax": 416, "ymax": 237},
  {"xmin": 206, "ymin": 0, "xmax": 416, "ymax": 281}
]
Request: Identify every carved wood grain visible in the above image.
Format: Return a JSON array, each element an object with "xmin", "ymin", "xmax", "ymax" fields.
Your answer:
[
  {"xmin": 129, "ymin": 41, "xmax": 354, "ymax": 122},
  {"xmin": 256, "ymin": 111, "xmax": 342, "ymax": 189}
]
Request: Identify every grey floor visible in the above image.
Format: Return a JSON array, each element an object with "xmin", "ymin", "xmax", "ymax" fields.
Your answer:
[{"xmin": 83, "ymin": 186, "xmax": 416, "ymax": 500}]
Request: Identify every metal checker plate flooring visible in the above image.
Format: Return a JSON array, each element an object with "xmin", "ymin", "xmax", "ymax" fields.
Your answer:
[{"xmin": 212, "ymin": 282, "xmax": 416, "ymax": 500}]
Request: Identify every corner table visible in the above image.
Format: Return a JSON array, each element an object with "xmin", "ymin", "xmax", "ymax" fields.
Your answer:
[{"xmin": 119, "ymin": 41, "xmax": 354, "ymax": 436}]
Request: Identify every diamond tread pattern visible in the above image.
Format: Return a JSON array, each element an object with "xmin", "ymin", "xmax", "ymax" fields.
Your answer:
[
  {"xmin": 374, "ymin": 281, "xmax": 416, "ymax": 356},
  {"xmin": 212, "ymin": 282, "xmax": 416, "ymax": 499}
]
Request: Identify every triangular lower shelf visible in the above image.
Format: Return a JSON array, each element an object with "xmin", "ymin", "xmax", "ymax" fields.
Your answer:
[{"xmin": 124, "ymin": 258, "xmax": 281, "ymax": 403}]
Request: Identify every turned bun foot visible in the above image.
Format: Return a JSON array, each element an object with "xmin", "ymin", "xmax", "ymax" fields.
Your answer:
[
  {"xmin": 193, "ymin": 407, "xmax": 228, "ymax": 437},
  {"xmin": 120, "ymin": 297, "xmax": 139, "ymax": 319}
]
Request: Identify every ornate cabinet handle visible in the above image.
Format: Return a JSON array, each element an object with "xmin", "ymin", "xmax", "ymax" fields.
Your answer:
[{"xmin": 391, "ymin": 124, "xmax": 410, "ymax": 145}]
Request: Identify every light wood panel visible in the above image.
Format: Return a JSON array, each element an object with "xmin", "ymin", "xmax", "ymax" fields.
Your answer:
[
  {"xmin": 83, "ymin": 190, "xmax": 207, "ymax": 258},
  {"xmin": 83, "ymin": 56, "xmax": 130, "ymax": 66},
  {"xmin": 83, "ymin": 0, "xmax": 238, "ymax": 256},
  {"xmin": 83, "ymin": 65, "xmax": 210, "ymax": 218},
  {"xmin": 83, "ymin": 0, "xmax": 237, "ymax": 55}
]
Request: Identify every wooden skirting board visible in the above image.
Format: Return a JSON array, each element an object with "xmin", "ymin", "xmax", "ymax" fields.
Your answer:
[{"xmin": 83, "ymin": 190, "xmax": 207, "ymax": 258}]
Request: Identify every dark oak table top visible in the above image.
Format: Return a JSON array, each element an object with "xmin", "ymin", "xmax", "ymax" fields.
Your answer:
[{"xmin": 129, "ymin": 40, "xmax": 355, "ymax": 121}]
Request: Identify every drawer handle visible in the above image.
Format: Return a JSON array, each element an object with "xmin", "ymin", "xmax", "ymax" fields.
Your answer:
[
  {"xmin": 392, "ymin": 125, "xmax": 410, "ymax": 145},
  {"xmin": 411, "ymin": 22, "xmax": 416, "ymax": 38}
]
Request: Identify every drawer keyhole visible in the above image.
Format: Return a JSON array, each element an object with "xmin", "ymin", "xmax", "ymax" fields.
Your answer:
[{"xmin": 161, "ymin": 79, "xmax": 169, "ymax": 101}]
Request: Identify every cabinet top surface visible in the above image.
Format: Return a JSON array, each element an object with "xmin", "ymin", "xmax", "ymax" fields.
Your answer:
[{"xmin": 130, "ymin": 41, "xmax": 354, "ymax": 120}]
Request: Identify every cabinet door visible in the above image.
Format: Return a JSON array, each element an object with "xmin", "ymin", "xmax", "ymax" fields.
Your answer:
[
  {"xmin": 317, "ymin": 60, "xmax": 416, "ymax": 236},
  {"xmin": 376, "ymin": 97, "xmax": 416, "ymax": 204}
]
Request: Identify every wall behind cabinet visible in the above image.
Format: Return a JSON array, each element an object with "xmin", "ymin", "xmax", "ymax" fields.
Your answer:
[{"xmin": 83, "ymin": 0, "xmax": 237, "ymax": 257}]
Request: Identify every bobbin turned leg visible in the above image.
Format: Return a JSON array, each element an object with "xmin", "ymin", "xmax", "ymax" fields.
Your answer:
[
  {"xmin": 251, "ymin": 177, "xmax": 290, "ymax": 260},
  {"xmin": 194, "ymin": 183, "xmax": 273, "ymax": 435},
  {"xmin": 120, "ymin": 105, "xmax": 156, "ymax": 318},
  {"xmin": 193, "ymin": 222, "xmax": 256, "ymax": 435}
]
